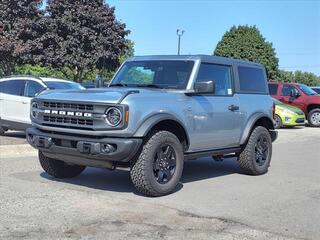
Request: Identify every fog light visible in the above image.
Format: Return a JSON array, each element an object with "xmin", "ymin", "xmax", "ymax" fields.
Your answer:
[{"xmin": 101, "ymin": 144, "xmax": 116, "ymax": 153}]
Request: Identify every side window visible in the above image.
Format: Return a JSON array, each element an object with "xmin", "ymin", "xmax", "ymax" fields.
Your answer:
[
  {"xmin": 25, "ymin": 81, "xmax": 45, "ymax": 97},
  {"xmin": 268, "ymin": 84, "xmax": 278, "ymax": 95},
  {"xmin": 1, "ymin": 80, "xmax": 25, "ymax": 96},
  {"xmin": 238, "ymin": 66, "xmax": 267, "ymax": 93},
  {"xmin": 281, "ymin": 84, "xmax": 298, "ymax": 96},
  {"xmin": 196, "ymin": 63, "xmax": 232, "ymax": 95}
]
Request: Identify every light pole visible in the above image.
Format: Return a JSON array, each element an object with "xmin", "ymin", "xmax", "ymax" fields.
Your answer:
[{"xmin": 176, "ymin": 29, "xmax": 184, "ymax": 55}]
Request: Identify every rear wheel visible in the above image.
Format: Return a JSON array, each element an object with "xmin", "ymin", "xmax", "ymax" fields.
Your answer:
[
  {"xmin": 274, "ymin": 114, "xmax": 282, "ymax": 129},
  {"xmin": 308, "ymin": 109, "xmax": 320, "ymax": 127},
  {"xmin": 130, "ymin": 131, "xmax": 184, "ymax": 197},
  {"xmin": 39, "ymin": 151, "xmax": 86, "ymax": 178},
  {"xmin": 239, "ymin": 126, "xmax": 272, "ymax": 175}
]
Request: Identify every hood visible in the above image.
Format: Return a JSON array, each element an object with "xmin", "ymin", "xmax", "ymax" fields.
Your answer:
[
  {"xmin": 277, "ymin": 104, "xmax": 303, "ymax": 114},
  {"xmin": 35, "ymin": 87, "xmax": 166, "ymax": 104}
]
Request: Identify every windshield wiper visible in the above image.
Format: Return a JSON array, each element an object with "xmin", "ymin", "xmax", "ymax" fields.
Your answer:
[
  {"xmin": 109, "ymin": 83, "xmax": 128, "ymax": 87},
  {"xmin": 135, "ymin": 84, "xmax": 161, "ymax": 89}
]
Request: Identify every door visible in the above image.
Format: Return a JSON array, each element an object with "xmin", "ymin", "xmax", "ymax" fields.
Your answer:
[
  {"xmin": 189, "ymin": 63, "xmax": 242, "ymax": 151},
  {"xmin": 1, "ymin": 80, "xmax": 29, "ymax": 124},
  {"xmin": 279, "ymin": 84, "xmax": 305, "ymax": 110}
]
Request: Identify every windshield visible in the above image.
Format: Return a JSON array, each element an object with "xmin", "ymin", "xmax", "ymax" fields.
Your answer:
[
  {"xmin": 111, "ymin": 60, "xmax": 195, "ymax": 89},
  {"xmin": 297, "ymin": 84, "xmax": 318, "ymax": 95},
  {"xmin": 45, "ymin": 81, "xmax": 84, "ymax": 90}
]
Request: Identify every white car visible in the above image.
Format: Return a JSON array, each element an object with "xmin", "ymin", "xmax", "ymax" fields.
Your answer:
[{"xmin": 0, "ymin": 76, "xmax": 84, "ymax": 134}]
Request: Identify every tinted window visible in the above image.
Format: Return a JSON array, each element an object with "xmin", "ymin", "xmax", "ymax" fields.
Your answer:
[
  {"xmin": 25, "ymin": 81, "xmax": 45, "ymax": 97},
  {"xmin": 312, "ymin": 88, "xmax": 320, "ymax": 94},
  {"xmin": 45, "ymin": 81, "xmax": 84, "ymax": 90},
  {"xmin": 0, "ymin": 80, "xmax": 25, "ymax": 96},
  {"xmin": 281, "ymin": 84, "xmax": 298, "ymax": 96},
  {"xmin": 296, "ymin": 84, "xmax": 318, "ymax": 96},
  {"xmin": 112, "ymin": 61, "xmax": 194, "ymax": 89},
  {"xmin": 238, "ymin": 66, "xmax": 267, "ymax": 93},
  {"xmin": 268, "ymin": 84, "xmax": 278, "ymax": 95},
  {"xmin": 196, "ymin": 63, "xmax": 232, "ymax": 95}
]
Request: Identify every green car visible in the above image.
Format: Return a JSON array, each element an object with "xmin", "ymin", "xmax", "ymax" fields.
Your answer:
[{"xmin": 273, "ymin": 98, "xmax": 306, "ymax": 129}]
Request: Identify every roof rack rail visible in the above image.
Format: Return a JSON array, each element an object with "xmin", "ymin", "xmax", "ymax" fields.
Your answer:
[{"xmin": 1, "ymin": 75, "xmax": 43, "ymax": 81}]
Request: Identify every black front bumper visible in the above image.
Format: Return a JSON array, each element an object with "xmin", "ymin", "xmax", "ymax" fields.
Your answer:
[{"xmin": 26, "ymin": 127, "xmax": 142, "ymax": 168}]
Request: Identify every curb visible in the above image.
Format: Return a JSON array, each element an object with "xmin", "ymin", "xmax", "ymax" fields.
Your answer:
[{"xmin": 0, "ymin": 144, "xmax": 37, "ymax": 158}]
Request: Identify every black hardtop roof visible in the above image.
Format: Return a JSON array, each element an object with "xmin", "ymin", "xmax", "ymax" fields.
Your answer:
[{"xmin": 127, "ymin": 55, "xmax": 264, "ymax": 68}]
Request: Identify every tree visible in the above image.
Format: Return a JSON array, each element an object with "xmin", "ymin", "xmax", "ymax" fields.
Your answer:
[
  {"xmin": 119, "ymin": 40, "xmax": 135, "ymax": 64},
  {"xmin": 214, "ymin": 25, "xmax": 279, "ymax": 80},
  {"xmin": 15, "ymin": 64, "xmax": 66, "ymax": 78},
  {"xmin": 0, "ymin": 0, "xmax": 43, "ymax": 75},
  {"xmin": 277, "ymin": 70, "xmax": 294, "ymax": 82},
  {"xmin": 274, "ymin": 70, "xmax": 320, "ymax": 86},
  {"xmin": 38, "ymin": 0, "xmax": 129, "ymax": 82}
]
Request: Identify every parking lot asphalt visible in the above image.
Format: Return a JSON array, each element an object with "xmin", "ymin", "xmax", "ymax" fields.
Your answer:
[{"xmin": 0, "ymin": 127, "xmax": 319, "ymax": 240}]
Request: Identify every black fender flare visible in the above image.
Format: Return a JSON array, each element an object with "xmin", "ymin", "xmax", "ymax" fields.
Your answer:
[
  {"xmin": 133, "ymin": 113, "xmax": 190, "ymax": 145},
  {"xmin": 240, "ymin": 113, "xmax": 275, "ymax": 145}
]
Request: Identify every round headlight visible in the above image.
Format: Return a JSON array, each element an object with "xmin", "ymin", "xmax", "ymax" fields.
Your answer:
[
  {"xmin": 105, "ymin": 107, "xmax": 122, "ymax": 126},
  {"xmin": 31, "ymin": 102, "xmax": 39, "ymax": 118}
]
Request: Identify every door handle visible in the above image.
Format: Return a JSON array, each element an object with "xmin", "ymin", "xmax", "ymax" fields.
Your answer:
[
  {"xmin": 228, "ymin": 105, "xmax": 239, "ymax": 111},
  {"xmin": 22, "ymin": 101, "xmax": 28, "ymax": 104}
]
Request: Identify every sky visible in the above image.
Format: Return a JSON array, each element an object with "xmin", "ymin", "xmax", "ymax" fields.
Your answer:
[{"xmin": 107, "ymin": 0, "xmax": 320, "ymax": 76}]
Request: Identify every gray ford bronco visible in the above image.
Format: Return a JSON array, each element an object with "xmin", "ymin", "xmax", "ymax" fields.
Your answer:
[{"xmin": 26, "ymin": 55, "xmax": 277, "ymax": 196}]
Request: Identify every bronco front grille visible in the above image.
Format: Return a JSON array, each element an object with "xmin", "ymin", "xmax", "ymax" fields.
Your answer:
[
  {"xmin": 39, "ymin": 100, "xmax": 99, "ymax": 130},
  {"xmin": 43, "ymin": 101, "xmax": 94, "ymax": 111},
  {"xmin": 43, "ymin": 116, "xmax": 94, "ymax": 126}
]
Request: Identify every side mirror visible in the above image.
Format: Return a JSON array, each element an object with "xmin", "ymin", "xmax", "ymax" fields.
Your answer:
[{"xmin": 194, "ymin": 81, "xmax": 215, "ymax": 94}]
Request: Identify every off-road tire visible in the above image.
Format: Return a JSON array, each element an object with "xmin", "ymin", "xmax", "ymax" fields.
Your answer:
[
  {"xmin": 130, "ymin": 131, "xmax": 184, "ymax": 197},
  {"xmin": 307, "ymin": 108, "xmax": 320, "ymax": 127},
  {"xmin": 39, "ymin": 151, "xmax": 86, "ymax": 178},
  {"xmin": 239, "ymin": 126, "xmax": 272, "ymax": 175},
  {"xmin": 274, "ymin": 114, "xmax": 282, "ymax": 129}
]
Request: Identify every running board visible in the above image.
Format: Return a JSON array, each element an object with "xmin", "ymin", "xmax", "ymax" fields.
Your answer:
[{"xmin": 184, "ymin": 147, "xmax": 242, "ymax": 160}]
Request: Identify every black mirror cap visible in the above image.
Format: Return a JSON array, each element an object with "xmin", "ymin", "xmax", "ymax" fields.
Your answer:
[{"xmin": 194, "ymin": 80, "xmax": 215, "ymax": 94}]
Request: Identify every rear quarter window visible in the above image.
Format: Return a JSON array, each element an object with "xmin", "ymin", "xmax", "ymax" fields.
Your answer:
[
  {"xmin": 238, "ymin": 66, "xmax": 267, "ymax": 94},
  {"xmin": 268, "ymin": 84, "xmax": 278, "ymax": 95}
]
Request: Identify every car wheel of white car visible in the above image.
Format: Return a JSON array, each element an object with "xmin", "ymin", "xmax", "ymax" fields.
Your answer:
[
  {"xmin": 0, "ymin": 126, "xmax": 6, "ymax": 135},
  {"xmin": 308, "ymin": 109, "xmax": 320, "ymax": 127}
]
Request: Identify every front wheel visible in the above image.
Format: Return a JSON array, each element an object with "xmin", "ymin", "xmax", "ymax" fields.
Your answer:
[
  {"xmin": 274, "ymin": 114, "xmax": 282, "ymax": 129},
  {"xmin": 239, "ymin": 126, "xmax": 272, "ymax": 175},
  {"xmin": 308, "ymin": 109, "xmax": 320, "ymax": 127},
  {"xmin": 130, "ymin": 131, "xmax": 184, "ymax": 197},
  {"xmin": 39, "ymin": 151, "xmax": 86, "ymax": 178}
]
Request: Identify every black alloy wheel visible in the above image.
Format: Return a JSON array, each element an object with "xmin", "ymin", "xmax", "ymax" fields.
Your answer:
[
  {"xmin": 255, "ymin": 134, "xmax": 270, "ymax": 167},
  {"xmin": 153, "ymin": 144, "xmax": 177, "ymax": 184}
]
